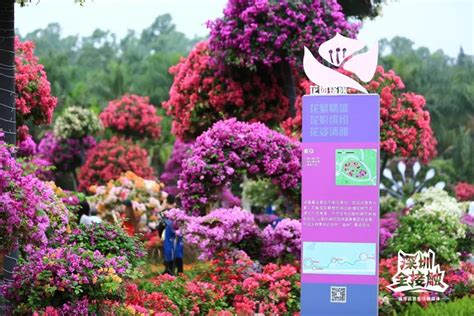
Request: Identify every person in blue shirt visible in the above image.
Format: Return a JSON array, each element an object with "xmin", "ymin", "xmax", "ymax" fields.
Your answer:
[{"xmin": 157, "ymin": 195, "xmax": 184, "ymax": 275}]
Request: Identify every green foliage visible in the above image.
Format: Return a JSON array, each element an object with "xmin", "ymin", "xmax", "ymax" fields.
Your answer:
[
  {"xmin": 385, "ymin": 214, "xmax": 463, "ymax": 264},
  {"xmin": 242, "ymin": 178, "xmax": 286, "ymax": 212},
  {"xmin": 380, "ymin": 195, "xmax": 405, "ymax": 216},
  {"xmin": 401, "ymin": 296, "xmax": 474, "ymax": 316}
]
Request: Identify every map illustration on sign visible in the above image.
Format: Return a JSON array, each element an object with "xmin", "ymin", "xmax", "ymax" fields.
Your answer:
[
  {"xmin": 303, "ymin": 242, "xmax": 376, "ymax": 275},
  {"xmin": 335, "ymin": 149, "xmax": 377, "ymax": 186}
]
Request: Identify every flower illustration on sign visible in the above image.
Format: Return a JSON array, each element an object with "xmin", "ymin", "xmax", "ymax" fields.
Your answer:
[{"xmin": 303, "ymin": 33, "xmax": 378, "ymax": 93}]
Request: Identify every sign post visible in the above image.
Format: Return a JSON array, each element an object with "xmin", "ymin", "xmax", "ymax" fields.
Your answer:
[{"xmin": 301, "ymin": 94, "xmax": 380, "ymax": 315}]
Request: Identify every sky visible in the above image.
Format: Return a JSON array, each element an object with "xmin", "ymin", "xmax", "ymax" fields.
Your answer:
[{"xmin": 15, "ymin": 0, "xmax": 473, "ymax": 57}]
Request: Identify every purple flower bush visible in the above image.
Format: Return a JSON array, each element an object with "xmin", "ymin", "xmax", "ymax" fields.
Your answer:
[
  {"xmin": 207, "ymin": 0, "xmax": 359, "ymax": 70},
  {"xmin": 380, "ymin": 212, "xmax": 400, "ymax": 252},
  {"xmin": 2, "ymin": 246, "xmax": 131, "ymax": 314},
  {"xmin": 38, "ymin": 131, "xmax": 96, "ymax": 172},
  {"xmin": 178, "ymin": 119, "xmax": 301, "ymax": 214},
  {"xmin": 166, "ymin": 207, "xmax": 261, "ymax": 260},
  {"xmin": 17, "ymin": 134, "xmax": 37, "ymax": 157},
  {"xmin": 160, "ymin": 140, "xmax": 192, "ymax": 196},
  {"xmin": 262, "ymin": 218, "xmax": 301, "ymax": 261},
  {"xmin": 0, "ymin": 133, "xmax": 68, "ymax": 253},
  {"xmin": 167, "ymin": 207, "xmax": 301, "ymax": 262}
]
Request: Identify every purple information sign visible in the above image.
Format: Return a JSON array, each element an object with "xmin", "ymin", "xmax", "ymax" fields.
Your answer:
[{"xmin": 301, "ymin": 94, "xmax": 380, "ymax": 315}]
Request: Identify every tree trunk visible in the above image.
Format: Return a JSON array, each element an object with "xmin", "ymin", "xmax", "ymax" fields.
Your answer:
[
  {"xmin": 278, "ymin": 61, "xmax": 297, "ymax": 117},
  {"xmin": 0, "ymin": 0, "xmax": 18, "ymax": 304}
]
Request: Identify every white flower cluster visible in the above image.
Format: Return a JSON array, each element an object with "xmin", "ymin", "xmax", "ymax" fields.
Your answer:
[
  {"xmin": 411, "ymin": 187, "xmax": 465, "ymax": 238},
  {"xmin": 54, "ymin": 106, "xmax": 102, "ymax": 139}
]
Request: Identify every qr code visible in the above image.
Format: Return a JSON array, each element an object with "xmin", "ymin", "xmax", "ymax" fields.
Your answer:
[{"xmin": 330, "ymin": 286, "xmax": 347, "ymax": 303}]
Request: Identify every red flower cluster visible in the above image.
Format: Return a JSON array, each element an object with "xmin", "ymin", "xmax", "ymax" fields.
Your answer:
[
  {"xmin": 100, "ymin": 94, "xmax": 161, "ymax": 139},
  {"xmin": 370, "ymin": 66, "xmax": 437, "ymax": 163},
  {"xmin": 112, "ymin": 253, "xmax": 300, "ymax": 315},
  {"xmin": 124, "ymin": 283, "xmax": 178, "ymax": 313},
  {"xmin": 455, "ymin": 182, "xmax": 474, "ymax": 202},
  {"xmin": 163, "ymin": 41, "xmax": 289, "ymax": 140},
  {"xmin": 77, "ymin": 137, "xmax": 154, "ymax": 191},
  {"xmin": 194, "ymin": 252, "xmax": 300, "ymax": 315},
  {"xmin": 283, "ymin": 67, "xmax": 437, "ymax": 163},
  {"xmin": 15, "ymin": 37, "xmax": 57, "ymax": 126},
  {"xmin": 280, "ymin": 77, "xmax": 311, "ymax": 139}
]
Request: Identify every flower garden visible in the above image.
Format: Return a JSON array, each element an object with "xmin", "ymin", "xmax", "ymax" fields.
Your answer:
[{"xmin": 1, "ymin": 0, "xmax": 473, "ymax": 315}]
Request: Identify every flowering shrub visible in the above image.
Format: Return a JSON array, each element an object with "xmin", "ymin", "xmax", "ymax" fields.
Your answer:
[
  {"xmin": 166, "ymin": 207, "xmax": 261, "ymax": 260},
  {"xmin": 77, "ymin": 137, "xmax": 154, "ymax": 191},
  {"xmin": 100, "ymin": 94, "xmax": 161, "ymax": 139},
  {"xmin": 37, "ymin": 131, "xmax": 96, "ymax": 172},
  {"xmin": 385, "ymin": 189, "xmax": 468, "ymax": 264},
  {"xmin": 160, "ymin": 140, "xmax": 192, "ymax": 196},
  {"xmin": 379, "ymin": 212, "xmax": 400, "ymax": 253},
  {"xmin": 262, "ymin": 218, "xmax": 301, "ymax": 261},
  {"xmin": 207, "ymin": 0, "xmax": 359, "ymax": 70},
  {"xmin": 15, "ymin": 37, "xmax": 57, "ymax": 126},
  {"xmin": 284, "ymin": 67, "xmax": 437, "ymax": 164},
  {"xmin": 178, "ymin": 119, "xmax": 301, "ymax": 214},
  {"xmin": 455, "ymin": 182, "xmax": 474, "ymax": 201},
  {"xmin": 410, "ymin": 187, "xmax": 465, "ymax": 223},
  {"xmin": 54, "ymin": 106, "xmax": 102, "ymax": 140},
  {"xmin": 386, "ymin": 214, "xmax": 465, "ymax": 264},
  {"xmin": 67, "ymin": 223, "xmax": 145, "ymax": 268},
  {"xmin": 163, "ymin": 41, "xmax": 289, "ymax": 140},
  {"xmin": 2, "ymin": 247, "xmax": 132, "ymax": 314},
  {"xmin": 17, "ymin": 134, "xmax": 37, "ymax": 157},
  {"xmin": 0, "ymin": 133, "xmax": 67, "ymax": 253},
  {"xmin": 368, "ymin": 66, "xmax": 437, "ymax": 163},
  {"xmin": 89, "ymin": 171, "xmax": 167, "ymax": 234},
  {"xmin": 115, "ymin": 251, "xmax": 300, "ymax": 315}
]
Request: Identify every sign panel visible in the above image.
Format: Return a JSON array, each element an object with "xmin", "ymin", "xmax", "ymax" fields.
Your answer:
[{"xmin": 301, "ymin": 94, "xmax": 380, "ymax": 315}]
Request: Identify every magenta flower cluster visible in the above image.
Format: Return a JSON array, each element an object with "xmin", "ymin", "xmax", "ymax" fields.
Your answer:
[
  {"xmin": 0, "ymin": 133, "xmax": 62, "ymax": 253},
  {"xmin": 178, "ymin": 119, "xmax": 301, "ymax": 214},
  {"xmin": 262, "ymin": 218, "xmax": 301, "ymax": 259},
  {"xmin": 207, "ymin": 0, "xmax": 359, "ymax": 70},
  {"xmin": 380, "ymin": 212, "xmax": 400, "ymax": 252},
  {"xmin": 2, "ymin": 246, "xmax": 130, "ymax": 314},
  {"xmin": 160, "ymin": 140, "xmax": 192, "ymax": 196},
  {"xmin": 166, "ymin": 207, "xmax": 260, "ymax": 260},
  {"xmin": 38, "ymin": 131, "xmax": 96, "ymax": 172}
]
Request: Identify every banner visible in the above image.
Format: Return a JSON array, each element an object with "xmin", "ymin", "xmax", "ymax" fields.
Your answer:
[{"xmin": 301, "ymin": 94, "xmax": 380, "ymax": 315}]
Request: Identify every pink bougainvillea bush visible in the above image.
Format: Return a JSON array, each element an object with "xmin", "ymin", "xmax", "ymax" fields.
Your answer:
[
  {"xmin": 77, "ymin": 137, "xmax": 155, "ymax": 191},
  {"xmin": 37, "ymin": 131, "xmax": 96, "ymax": 173},
  {"xmin": 178, "ymin": 119, "xmax": 301, "ymax": 214},
  {"xmin": 100, "ymin": 94, "xmax": 161, "ymax": 139},
  {"xmin": 0, "ymin": 132, "xmax": 68, "ymax": 253},
  {"xmin": 163, "ymin": 41, "xmax": 289, "ymax": 140},
  {"xmin": 15, "ymin": 37, "xmax": 57, "ymax": 126},
  {"xmin": 207, "ymin": 0, "xmax": 359, "ymax": 70},
  {"xmin": 166, "ymin": 207, "xmax": 262, "ymax": 260},
  {"xmin": 262, "ymin": 218, "xmax": 301, "ymax": 261},
  {"xmin": 2, "ymin": 246, "xmax": 133, "ymax": 315},
  {"xmin": 167, "ymin": 207, "xmax": 301, "ymax": 262}
]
